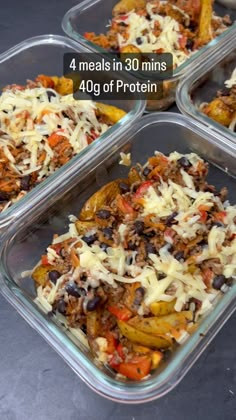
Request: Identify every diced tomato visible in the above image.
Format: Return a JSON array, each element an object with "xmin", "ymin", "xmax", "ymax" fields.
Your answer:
[
  {"xmin": 36, "ymin": 74, "xmax": 54, "ymax": 88},
  {"xmin": 116, "ymin": 356, "xmax": 151, "ymax": 380},
  {"xmin": 47, "ymin": 132, "xmax": 65, "ymax": 148},
  {"xmin": 199, "ymin": 210, "xmax": 207, "ymax": 223},
  {"xmin": 41, "ymin": 255, "xmax": 50, "ymax": 265},
  {"xmin": 119, "ymin": 15, "xmax": 128, "ymax": 21},
  {"xmin": 164, "ymin": 227, "xmax": 175, "ymax": 240},
  {"xmin": 214, "ymin": 211, "xmax": 227, "ymax": 223},
  {"xmin": 116, "ymin": 195, "xmax": 136, "ymax": 217},
  {"xmin": 108, "ymin": 305, "xmax": 132, "ymax": 321},
  {"xmin": 134, "ymin": 181, "xmax": 153, "ymax": 199},
  {"xmin": 109, "ymin": 355, "xmax": 120, "ymax": 369},
  {"xmin": 116, "ymin": 343, "xmax": 125, "ymax": 360},
  {"xmin": 202, "ymin": 268, "xmax": 213, "ymax": 288},
  {"xmin": 105, "ymin": 332, "xmax": 117, "ymax": 354},
  {"xmin": 86, "ymin": 128, "xmax": 99, "ymax": 145}
]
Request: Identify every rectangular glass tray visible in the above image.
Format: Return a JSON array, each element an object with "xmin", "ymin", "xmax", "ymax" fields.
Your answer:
[
  {"xmin": 0, "ymin": 34, "xmax": 144, "ymax": 232},
  {"xmin": 0, "ymin": 113, "xmax": 235, "ymax": 403},
  {"xmin": 62, "ymin": 0, "xmax": 236, "ymax": 111}
]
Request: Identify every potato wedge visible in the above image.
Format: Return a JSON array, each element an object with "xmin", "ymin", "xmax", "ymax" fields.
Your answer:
[
  {"xmin": 198, "ymin": 0, "xmax": 213, "ymax": 44},
  {"xmin": 32, "ymin": 264, "xmax": 53, "ymax": 287},
  {"xmin": 128, "ymin": 311, "xmax": 193, "ymax": 335},
  {"xmin": 149, "ymin": 300, "xmax": 176, "ymax": 316},
  {"xmin": 79, "ymin": 179, "xmax": 123, "ymax": 221},
  {"xmin": 203, "ymin": 98, "xmax": 234, "ymax": 127},
  {"xmin": 117, "ymin": 320, "xmax": 172, "ymax": 349},
  {"xmin": 96, "ymin": 102, "xmax": 126, "ymax": 124},
  {"xmin": 112, "ymin": 0, "xmax": 146, "ymax": 16},
  {"xmin": 87, "ymin": 310, "xmax": 101, "ymax": 338}
]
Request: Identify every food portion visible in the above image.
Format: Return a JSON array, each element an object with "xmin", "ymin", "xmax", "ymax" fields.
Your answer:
[
  {"xmin": 200, "ymin": 67, "xmax": 236, "ymax": 131},
  {"xmin": 30, "ymin": 151, "xmax": 235, "ymax": 381},
  {"xmin": 84, "ymin": 0, "xmax": 231, "ymax": 68},
  {"xmin": 0, "ymin": 75, "xmax": 126, "ymax": 212}
]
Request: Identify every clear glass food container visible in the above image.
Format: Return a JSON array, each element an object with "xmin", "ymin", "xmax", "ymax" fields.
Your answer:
[
  {"xmin": 0, "ymin": 113, "xmax": 236, "ymax": 403},
  {"xmin": 177, "ymin": 25, "xmax": 236, "ymax": 143},
  {"xmin": 61, "ymin": 0, "xmax": 236, "ymax": 112},
  {"xmin": 0, "ymin": 34, "xmax": 144, "ymax": 232}
]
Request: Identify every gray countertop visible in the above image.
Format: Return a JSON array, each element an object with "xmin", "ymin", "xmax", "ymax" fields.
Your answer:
[{"xmin": 0, "ymin": 1, "xmax": 235, "ymax": 419}]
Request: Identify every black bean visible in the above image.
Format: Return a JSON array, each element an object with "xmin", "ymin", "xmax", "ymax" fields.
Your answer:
[
  {"xmin": 48, "ymin": 270, "xmax": 61, "ymax": 284},
  {"xmin": 174, "ymin": 251, "xmax": 185, "ymax": 261},
  {"xmin": 146, "ymin": 242, "xmax": 156, "ymax": 254},
  {"xmin": 226, "ymin": 277, "xmax": 233, "ymax": 287},
  {"xmin": 102, "ymin": 227, "xmax": 113, "ymax": 239},
  {"xmin": 20, "ymin": 175, "xmax": 31, "ymax": 191},
  {"xmin": 177, "ymin": 156, "xmax": 192, "ymax": 169},
  {"xmin": 86, "ymin": 296, "xmax": 101, "ymax": 311},
  {"xmin": 119, "ymin": 182, "xmax": 130, "ymax": 194},
  {"xmin": 57, "ymin": 299, "xmax": 67, "ymax": 315},
  {"xmin": 143, "ymin": 167, "xmax": 151, "ymax": 177},
  {"xmin": 212, "ymin": 221, "xmax": 225, "ymax": 228},
  {"xmin": 166, "ymin": 212, "xmax": 178, "ymax": 226},
  {"xmin": 135, "ymin": 287, "xmax": 145, "ymax": 297},
  {"xmin": 212, "ymin": 275, "xmax": 226, "ymax": 290},
  {"xmin": 186, "ymin": 38, "xmax": 194, "ymax": 50},
  {"xmin": 81, "ymin": 324, "xmax": 87, "ymax": 334},
  {"xmin": 134, "ymin": 220, "xmax": 144, "ymax": 235},
  {"xmin": 136, "ymin": 37, "xmax": 143, "ymax": 45},
  {"xmin": 46, "ymin": 90, "xmax": 57, "ymax": 101},
  {"xmin": 0, "ymin": 191, "xmax": 9, "ymax": 202},
  {"xmin": 127, "ymin": 241, "xmax": 137, "ymax": 251},
  {"xmin": 218, "ymin": 88, "xmax": 230, "ymax": 97},
  {"xmin": 188, "ymin": 21, "xmax": 196, "ymax": 31},
  {"xmin": 81, "ymin": 233, "xmax": 97, "ymax": 245},
  {"xmin": 119, "ymin": 21, "xmax": 128, "ymax": 27},
  {"xmin": 144, "ymin": 230, "xmax": 155, "ymax": 238},
  {"xmin": 134, "ymin": 287, "xmax": 145, "ymax": 305},
  {"xmin": 100, "ymin": 242, "xmax": 109, "ymax": 252},
  {"xmin": 66, "ymin": 283, "xmax": 86, "ymax": 298},
  {"xmin": 96, "ymin": 209, "xmax": 111, "ymax": 219},
  {"xmin": 158, "ymin": 272, "xmax": 166, "ymax": 280}
]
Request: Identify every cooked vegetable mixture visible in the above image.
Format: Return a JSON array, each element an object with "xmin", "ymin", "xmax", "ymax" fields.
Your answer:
[
  {"xmin": 200, "ymin": 67, "xmax": 236, "ymax": 131},
  {"xmin": 84, "ymin": 0, "xmax": 231, "ymax": 67},
  {"xmin": 0, "ymin": 75, "xmax": 125, "ymax": 212},
  {"xmin": 31, "ymin": 151, "xmax": 236, "ymax": 381}
]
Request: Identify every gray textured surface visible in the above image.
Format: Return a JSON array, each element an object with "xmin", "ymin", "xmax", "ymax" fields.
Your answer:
[{"xmin": 0, "ymin": 1, "xmax": 235, "ymax": 419}]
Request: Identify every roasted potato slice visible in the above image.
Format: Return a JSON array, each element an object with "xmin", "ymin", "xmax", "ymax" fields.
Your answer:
[
  {"xmin": 149, "ymin": 299, "xmax": 176, "ymax": 316},
  {"xmin": 112, "ymin": 0, "xmax": 146, "ymax": 16},
  {"xmin": 32, "ymin": 264, "xmax": 53, "ymax": 287},
  {"xmin": 198, "ymin": 0, "xmax": 213, "ymax": 45},
  {"xmin": 79, "ymin": 179, "xmax": 123, "ymax": 221},
  {"xmin": 128, "ymin": 311, "xmax": 193, "ymax": 335},
  {"xmin": 96, "ymin": 102, "xmax": 126, "ymax": 124},
  {"xmin": 203, "ymin": 98, "xmax": 234, "ymax": 127},
  {"xmin": 87, "ymin": 310, "xmax": 101, "ymax": 338},
  {"xmin": 118, "ymin": 320, "xmax": 172, "ymax": 349}
]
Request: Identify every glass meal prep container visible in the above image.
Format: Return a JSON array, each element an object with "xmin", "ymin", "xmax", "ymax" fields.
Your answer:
[
  {"xmin": 0, "ymin": 34, "xmax": 144, "ymax": 232},
  {"xmin": 177, "ymin": 25, "xmax": 236, "ymax": 144},
  {"xmin": 0, "ymin": 112, "xmax": 236, "ymax": 403},
  {"xmin": 61, "ymin": 0, "xmax": 236, "ymax": 112}
]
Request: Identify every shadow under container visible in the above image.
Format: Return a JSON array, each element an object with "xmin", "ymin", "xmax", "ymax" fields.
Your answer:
[
  {"xmin": 0, "ymin": 113, "xmax": 236, "ymax": 403},
  {"xmin": 177, "ymin": 25, "xmax": 236, "ymax": 143},
  {"xmin": 0, "ymin": 34, "xmax": 144, "ymax": 233},
  {"xmin": 62, "ymin": 0, "xmax": 236, "ymax": 112}
]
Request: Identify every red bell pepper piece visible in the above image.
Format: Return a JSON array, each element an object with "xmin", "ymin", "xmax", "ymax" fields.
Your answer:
[
  {"xmin": 199, "ymin": 210, "xmax": 207, "ymax": 224},
  {"xmin": 105, "ymin": 332, "xmax": 117, "ymax": 354},
  {"xmin": 134, "ymin": 181, "xmax": 153, "ymax": 199},
  {"xmin": 116, "ymin": 356, "xmax": 151, "ymax": 380},
  {"xmin": 214, "ymin": 211, "xmax": 227, "ymax": 223},
  {"xmin": 41, "ymin": 255, "xmax": 50, "ymax": 266},
  {"xmin": 108, "ymin": 305, "xmax": 132, "ymax": 321},
  {"xmin": 116, "ymin": 195, "xmax": 136, "ymax": 217}
]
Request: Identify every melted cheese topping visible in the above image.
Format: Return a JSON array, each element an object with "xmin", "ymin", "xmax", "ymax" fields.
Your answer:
[
  {"xmin": 116, "ymin": 2, "xmax": 190, "ymax": 67},
  {"xmin": 0, "ymin": 87, "xmax": 109, "ymax": 180},
  {"xmin": 225, "ymin": 67, "xmax": 236, "ymax": 89},
  {"xmin": 37, "ymin": 152, "xmax": 236, "ymax": 315}
]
